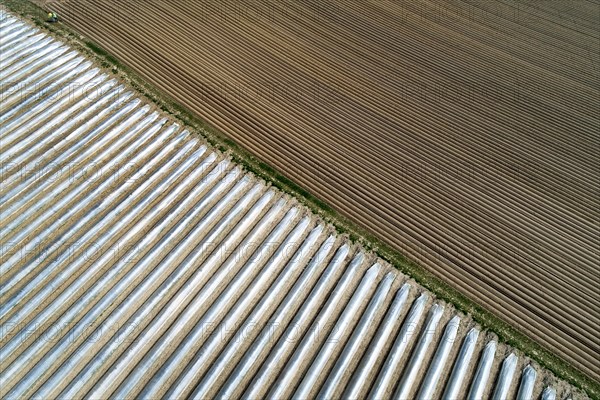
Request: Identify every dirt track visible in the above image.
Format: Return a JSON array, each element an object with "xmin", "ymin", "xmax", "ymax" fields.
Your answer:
[{"xmin": 51, "ymin": 0, "xmax": 600, "ymax": 379}]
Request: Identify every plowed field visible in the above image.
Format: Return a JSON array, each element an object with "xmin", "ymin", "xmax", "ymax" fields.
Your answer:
[{"xmin": 50, "ymin": 0, "xmax": 599, "ymax": 379}]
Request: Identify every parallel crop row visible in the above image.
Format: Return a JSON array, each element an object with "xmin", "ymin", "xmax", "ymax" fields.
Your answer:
[
  {"xmin": 0, "ymin": 13, "xmax": 577, "ymax": 399},
  {"xmin": 49, "ymin": 0, "xmax": 600, "ymax": 379}
]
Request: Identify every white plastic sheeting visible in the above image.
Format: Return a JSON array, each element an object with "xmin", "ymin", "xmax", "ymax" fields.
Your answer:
[{"xmin": 0, "ymin": 11, "xmax": 565, "ymax": 399}]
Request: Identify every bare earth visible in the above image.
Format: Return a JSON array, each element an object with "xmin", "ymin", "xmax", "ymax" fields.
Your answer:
[{"xmin": 52, "ymin": 0, "xmax": 599, "ymax": 379}]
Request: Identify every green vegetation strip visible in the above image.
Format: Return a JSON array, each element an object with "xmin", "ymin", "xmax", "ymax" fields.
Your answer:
[{"xmin": 1, "ymin": 1, "xmax": 598, "ymax": 398}]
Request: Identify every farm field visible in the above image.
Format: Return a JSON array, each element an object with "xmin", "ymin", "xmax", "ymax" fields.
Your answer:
[
  {"xmin": 0, "ymin": 12, "xmax": 581, "ymax": 398},
  {"xmin": 48, "ymin": 0, "xmax": 600, "ymax": 381}
]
